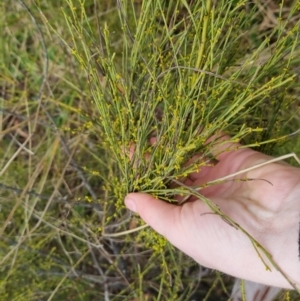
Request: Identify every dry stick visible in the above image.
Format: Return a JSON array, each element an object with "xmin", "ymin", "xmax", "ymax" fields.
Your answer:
[
  {"xmin": 82, "ymin": 229, "xmax": 110, "ymax": 301},
  {"xmin": 0, "ymin": 108, "xmax": 55, "ymax": 132},
  {"xmin": 3, "ymin": 236, "xmax": 73, "ymax": 268},
  {"xmin": 103, "ymin": 211, "xmax": 132, "ymax": 231},
  {"xmin": 9, "ymin": 133, "xmax": 34, "ymax": 155},
  {"xmin": 102, "ymin": 224, "xmax": 148, "ymax": 238},
  {"xmin": 81, "ymin": 225, "xmax": 131, "ymax": 288},
  {"xmin": 179, "ymin": 177, "xmax": 273, "ymax": 206},
  {"xmin": 32, "ymin": 211, "xmax": 101, "ymax": 248},
  {"xmin": 0, "ymin": 182, "xmax": 101, "ymax": 210},
  {"xmin": 0, "ymin": 134, "xmax": 32, "ymax": 177},
  {"xmin": 204, "ymin": 152, "xmax": 300, "ymax": 187},
  {"xmin": 1, "ymin": 118, "xmax": 30, "ymax": 136},
  {"xmin": 47, "ymin": 249, "xmax": 90, "ymax": 301}
]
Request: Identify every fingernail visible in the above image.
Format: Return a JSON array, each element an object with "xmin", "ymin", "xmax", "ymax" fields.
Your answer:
[{"xmin": 125, "ymin": 197, "xmax": 137, "ymax": 212}]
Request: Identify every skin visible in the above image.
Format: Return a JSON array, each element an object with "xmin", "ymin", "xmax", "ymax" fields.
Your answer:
[{"xmin": 124, "ymin": 136, "xmax": 300, "ymax": 289}]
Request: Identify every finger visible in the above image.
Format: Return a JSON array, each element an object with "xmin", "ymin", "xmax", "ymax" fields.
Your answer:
[
  {"xmin": 187, "ymin": 155, "xmax": 275, "ymax": 199},
  {"xmin": 206, "ymin": 133, "xmax": 242, "ymax": 161},
  {"xmin": 127, "ymin": 142, "xmax": 151, "ymax": 163},
  {"xmin": 177, "ymin": 134, "xmax": 255, "ymax": 197},
  {"xmin": 178, "ymin": 133, "xmax": 240, "ymax": 183},
  {"xmin": 129, "ymin": 136, "xmax": 158, "ymax": 159},
  {"xmin": 128, "ymin": 143, "xmax": 135, "ymax": 160},
  {"xmin": 149, "ymin": 136, "xmax": 157, "ymax": 145},
  {"xmin": 185, "ymin": 133, "xmax": 259, "ymax": 182},
  {"xmin": 124, "ymin": 192, "xmax": 212, "ymax": 257},
  {"xmin": 124, "ymin": 192, "xmax": 180, "ymax": 238},
  {"xmin": 204, "ymin": 133, "xmax": 270, "ymax": 167}
]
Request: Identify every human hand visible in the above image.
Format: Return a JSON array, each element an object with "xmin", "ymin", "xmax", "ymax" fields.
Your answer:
[{"xmin": 124, "ymin": 136, "xmax": 300, "ymax": 289}]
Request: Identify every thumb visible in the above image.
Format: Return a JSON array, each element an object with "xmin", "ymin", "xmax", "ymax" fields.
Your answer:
[
  {"xmin": 124, "ymin": 193, "xmax": 223, "ymax": 270},
  {"xmin": 124, "ymin": 192, "xmax": 181, "ymax": 239}
]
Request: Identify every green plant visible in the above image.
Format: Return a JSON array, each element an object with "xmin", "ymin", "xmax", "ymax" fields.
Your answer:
[
  {"xmin": 44, "ymin": 0, "xmax": 300, "ymax": 291},
  {"xmin": 54, "ymin": 0, "xmax": 300, "ymax": 197},
  {"xmin": 1, "ymin": 0, "xmax": 300, "ymax": 300}
]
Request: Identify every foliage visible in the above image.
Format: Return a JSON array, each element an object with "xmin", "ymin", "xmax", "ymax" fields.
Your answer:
[{"xmin": 0, "ymin": 0, "xmax": 300, "ymax": 300}]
